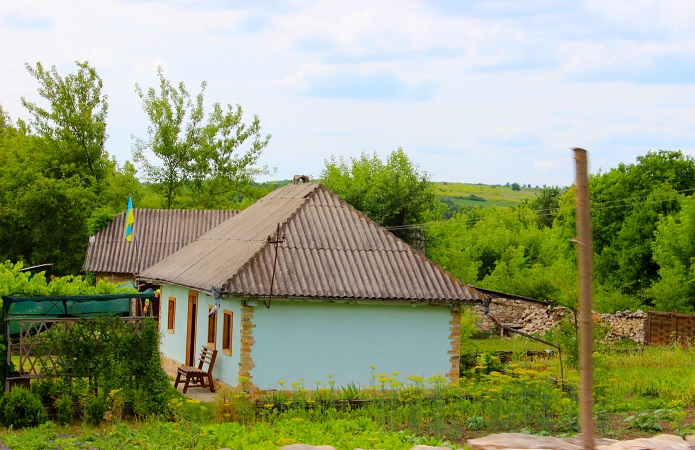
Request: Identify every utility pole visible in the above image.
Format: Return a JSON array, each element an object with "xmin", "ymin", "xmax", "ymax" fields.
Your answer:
[{"xmin": 574, "ymin": 148, "xmax": 595, "ymax": 449}]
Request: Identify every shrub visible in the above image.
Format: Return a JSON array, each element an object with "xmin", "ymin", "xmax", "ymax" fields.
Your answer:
[
  {"xmin": 30, "ymin": 378, "xmax": 61, "ymax": 404},
  {"xmin": 546, "ymin": 318, "xmax": 579, "ymax": 367},
  {"xmin": 0, "ymin": 387, "xmax": 48, "ymax": 428},
  {"xmin": 84, "ymin": 393, "xmax": 108, "ymax": 425},
  {"xmin": 55, "ymin": 393, "xmax": 74, "ymax": 426}
]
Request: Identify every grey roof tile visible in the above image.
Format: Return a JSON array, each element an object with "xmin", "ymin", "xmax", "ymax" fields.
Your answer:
[
  {"xmin": 83, "ymin": 209, "xmax": 237, "ymax": 275},
  {"xmin": 140, "ymin": 182, "xmax": 479, "ymax": 303}
]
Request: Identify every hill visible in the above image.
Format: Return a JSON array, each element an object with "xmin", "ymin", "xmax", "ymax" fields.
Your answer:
[{"xmin": 433, "ymin": 181, "xmax": 538, "ymax": 210}]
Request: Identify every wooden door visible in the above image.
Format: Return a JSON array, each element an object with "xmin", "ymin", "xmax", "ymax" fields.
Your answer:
[{"xmin": 185, "ymin": 291, "xmax": 198, "ymax": 366}]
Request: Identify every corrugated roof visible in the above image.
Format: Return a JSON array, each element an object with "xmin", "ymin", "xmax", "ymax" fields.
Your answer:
[
  {"xmin": 83, "ymin": 209, "xmax": 238, "ymax": 275},
  {"xmin": 140, "ymin": 182, "xmax": 479, "ymax": 303}
]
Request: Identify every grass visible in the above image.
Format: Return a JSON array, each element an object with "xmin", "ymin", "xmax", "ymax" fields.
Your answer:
[
  {"xmin": 3, "ymin": 344, "xmax": 695, "ymax": 448},
  {"xmin": 433, "ymin": 182, "xmax": 537, "ymax": 209},
  {"xmin": 469, "ymin": 335, "xmax": 554, "ymax": 353}
]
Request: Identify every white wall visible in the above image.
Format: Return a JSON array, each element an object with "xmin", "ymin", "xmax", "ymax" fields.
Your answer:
[
  {"xmin": 159, "ymin": 285, "xmax": 242, "ymax": 385},
  {"xmin": 248, "ymin": 300, "xmax": 453, "ymax": 390}
]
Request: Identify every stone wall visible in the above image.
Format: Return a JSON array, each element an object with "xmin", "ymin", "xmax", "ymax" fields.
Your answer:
[
  {"xmin": 598, "ymin": 309, "xmax": 647, "ymax": 344},
  {"xmin": 469, "ymin": 297, "xmax": 552, "ymax": 335},
  {"xmin": 468, "ymin": 296, "xmax": 648, "ymax": 344}
]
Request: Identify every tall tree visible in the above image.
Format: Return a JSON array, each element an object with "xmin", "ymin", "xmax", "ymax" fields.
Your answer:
[
  {"xmin": 132, "ymin": 67, "xmax": 270, "ymax": 209},
  {"xmin": 589, "ymin": 150, "xmax": 695, "ymax": 301},
  {"xmin": 21, "ymin": 61, "xmax": 109, "ymax": 187},
  {"xmin": 321, "ymin": 148, "xmax": 441, "ymax": 246},
  {"xmin": 0, "ymin": 116, "xmax": 96, "ymax": 274}
]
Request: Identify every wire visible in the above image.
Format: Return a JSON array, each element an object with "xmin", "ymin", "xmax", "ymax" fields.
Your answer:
[{"xmin": 94, "ymin": 187, "xmax": 695, "ymax": 243}]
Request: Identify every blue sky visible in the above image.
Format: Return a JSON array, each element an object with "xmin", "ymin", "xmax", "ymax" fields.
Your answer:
[{"xmin": 2, "ymin": 0, "xmax": 695, "ymax": 187}]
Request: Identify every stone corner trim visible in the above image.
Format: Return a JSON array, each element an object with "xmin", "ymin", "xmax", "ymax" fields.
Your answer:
[{"xmin": 239, "ymin": 304, "xmax": 258, "ymax": 392}]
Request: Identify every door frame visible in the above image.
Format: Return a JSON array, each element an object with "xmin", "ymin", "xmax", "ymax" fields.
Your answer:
[{"xmin": 185, "ymin": 290, "xmax": 198, "ymax": 366}]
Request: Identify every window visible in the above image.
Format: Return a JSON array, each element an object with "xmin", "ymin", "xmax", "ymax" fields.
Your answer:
[
  {"xmin": 167, "ymin": 297, "xmax": 176, "ymax": 333},
  {"xmin": 207, "ymin": 305, "xmax": 217, "ymax": 348},
  {"xmin": 222, "ymin": 310, "xmax": 233, "ymax": 355}
]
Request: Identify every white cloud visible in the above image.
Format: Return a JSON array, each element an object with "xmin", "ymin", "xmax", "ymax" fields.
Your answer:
[{"xmin": 2, "ymin": 0, "xmax": 695, "ymax": 187}]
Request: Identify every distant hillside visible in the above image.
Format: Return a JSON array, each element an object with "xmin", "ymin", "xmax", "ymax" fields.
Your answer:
[{"xmin": 433, "ymin": 181, "xmax": 538, "ymax": 211}]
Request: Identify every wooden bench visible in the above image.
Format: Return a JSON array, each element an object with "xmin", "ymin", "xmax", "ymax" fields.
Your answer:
[{"xmin": 174, "ymin": 346, "xmax": 218, "ymax": 393}]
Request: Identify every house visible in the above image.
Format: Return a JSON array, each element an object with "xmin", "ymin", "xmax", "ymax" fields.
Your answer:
[
  {"xmin": 139, "ymin": 178, "xmax": 480, "ymax": 391},
  {"xmin": 84, "ymin": 209, "xmax": 238, "ymax": 284}
]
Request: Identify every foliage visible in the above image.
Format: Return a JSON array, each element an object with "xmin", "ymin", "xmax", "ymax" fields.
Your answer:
[
  {"xmin": 0, "ymin": 62, "xmax": 132, "ymax": 274},
  {"xmin": 586, "ymin": 150, "xmax": 695, "ymax": 302},
  {"xmin": 0, "ymin": 387, "xmax": 48, "ymax": 428},
  {"xmin": 321, "ymin": 148, "xmax": 441, "ymax": 246},
  {"xmin": 42, "ymin": 317, "xmax": 173, "ymax": 417},
  {"xmin": 54, "ymin": 393, "xmax": 74, "ymax": 426},
  {"xmin": 21, "ymin": 61, "xmax": 109, "ymax": 186},
  {"xmin": 1, "ymin": 346, "xmax": 695, "ymax": 443},
  {"xmin": 0, "ymin": 417, "xmax": 451, "ymax": 449},
  {"xmin": 426, "ymin": 150, "xmax": 695, "ymax": 314},
  {"xmin": 132, "ymin": 66, "xmax": 270, "ymax": 209},
  {"xmin": 648, "ymin": 195, "xmax": 695, "ymax": 311},
  {"xmin": 87, "ymin": 206, "xmax": 117, "ymax": 236},
  {"xmin": 624, "ymin": 408, "xmax": 683, "ymax": 433},
  {"xmin": 0, "ymin": 260, "xmax": 135, "ymax": 296},
  {"xmin": 84, "ymin": 392, "xmax": 108, "ymax": 425},
  {"xmin": 545, "ymin": 317, "xmax": 580, "ymax": 367},
  {"xmin": 426, "ymin": 205, "xmax": 580, "ymax": 307},
  {"xmin": 525, "ymin": 185, "xmax": 563, "ymax": 228}
]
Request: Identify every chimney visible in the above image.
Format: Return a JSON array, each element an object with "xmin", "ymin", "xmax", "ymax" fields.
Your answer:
[{"xmin": 293, "ymin": 175, "xmax": 310, "ymax": 185}]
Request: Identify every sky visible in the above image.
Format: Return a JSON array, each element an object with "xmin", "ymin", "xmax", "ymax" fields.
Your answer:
[{"xmin": 2, "ymin": 0, "xmax": 695, "ymax": 187}]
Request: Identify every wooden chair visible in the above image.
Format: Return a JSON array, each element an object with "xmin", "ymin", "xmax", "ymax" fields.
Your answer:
[{"xmin": 174, "ymin": 346, "xmax": 218, "ymax": 393}]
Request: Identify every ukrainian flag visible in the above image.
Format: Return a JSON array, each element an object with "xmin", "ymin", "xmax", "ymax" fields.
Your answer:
[{"xmin": 125, "ymin": 196, "xmax": 134, "ymax": 242}]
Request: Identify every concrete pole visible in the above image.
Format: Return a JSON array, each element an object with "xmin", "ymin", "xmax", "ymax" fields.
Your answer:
[{"xmin": 574, "ymin": 148, "xmax": 595, "ymax": 449}]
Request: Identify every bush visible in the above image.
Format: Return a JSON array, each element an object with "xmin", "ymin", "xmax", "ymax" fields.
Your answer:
[
  {"xmin": 546, "ymin": 317, "xmax": 579, "ymax": 367},
  {"xmin": 84, "ymin": 393, "xmax": 108, "ymax": 425},
  {"xmin": 55, "ymin": 393, "xmax": 74, "ymax": 426},
  {"xmin": 0, "ymin": 387, "xmax": 48, "ymax": 428},
  {"xmin": 30, "ymin": 378, "xmax": 61, "ymax": 404}
]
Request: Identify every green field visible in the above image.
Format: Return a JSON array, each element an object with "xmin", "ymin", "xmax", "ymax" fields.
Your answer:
[{"xmin": 433, "ymin": 182, "xmax": 538, "ymax": 209}]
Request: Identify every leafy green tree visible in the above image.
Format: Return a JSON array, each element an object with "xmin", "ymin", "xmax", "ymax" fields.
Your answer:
[
  {"xmin": 589, "ymin": 150, "xmax": 695, "ymax": 301},
  {"xmin": 321, "ymin": 148, "xmax": 441, "ymax": 246},
  {"xmin": 526, "ymin": 186, "xmax": 563, "ymax": 228},
  {"xmin": 0, "ymin": 104, "xmax": 10, "ymax": 132},
  {"xmin": 648, "ymin": 195, "xmax": 695, "ymax": 312},
  {"xmin": 133, "ymin": 67, "xmax": 270, "ymax": 209},
  {"xmin": 21, "ymin": 61, "xmax": 109, "ymax": 187},
  {"xmin": 0, "ymin": 107, "xmax": 97, "ymax": 275}
]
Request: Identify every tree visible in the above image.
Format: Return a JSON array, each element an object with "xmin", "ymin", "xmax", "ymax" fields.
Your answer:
[
  {"xmin": 132, "ymin": 67, "xmax": 270, "ymax": 209},
  {"xmin": 0, "ymin": 104, "xmax": 10, "ymax": 132},
  {"xmin": 648, "ymin": 195, "xmax": 695, "ymax": 312},
  {"xmin": 526, "ymin": 186, "xmax": 563, "ymax": 228},
  {"xmin": 321, "ymin": 148, "xmax": 441, "ymax": 246},
  {"xmin": 21, "ymin": 61, "xmax": 109, "ymax": 187},
  {"xmin": 588, "ymin": 150, "xmax": 695, "ymax": 301}
]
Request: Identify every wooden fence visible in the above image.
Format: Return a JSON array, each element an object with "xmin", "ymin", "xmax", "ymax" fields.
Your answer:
[
  {"xmin": 5, "ymin": 317, "xmax": 147, "ymax": 391},
  {"xmin": 647, "ymin": 310, "xmax": 695, "ymax": 346}
]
